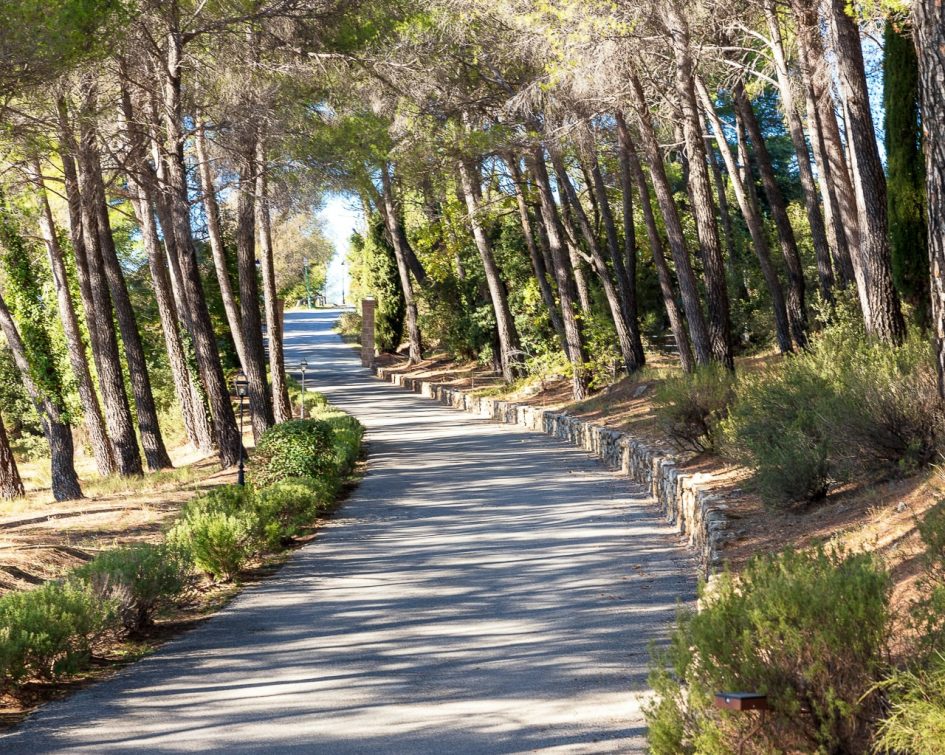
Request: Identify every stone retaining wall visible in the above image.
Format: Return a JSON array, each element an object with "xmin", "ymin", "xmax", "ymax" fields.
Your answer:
[{"xmin": 375, "ymin": 366, "xmax": 731, "ymax": 577}]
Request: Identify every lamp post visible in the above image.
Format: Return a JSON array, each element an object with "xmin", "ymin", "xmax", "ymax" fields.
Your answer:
[
  {"xmin": 303, "ymin": 257, "xmax": 312, "ymax": 309},
  {"xmin": 299, "ymin": 359, "xmax": 308, "ymax": 419},
  {"xmin": 340, "ymin": 260, "xmax": 346, "ymax": 306},
  {"xmin": 234, "ymin": 370, "xmax": 249, "ymax": 486}
]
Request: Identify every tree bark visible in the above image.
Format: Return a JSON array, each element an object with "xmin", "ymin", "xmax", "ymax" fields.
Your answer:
[
  {"xmin": 913, "ymin": 0, "xmax": 945, "ymax": 395},
  {"xmin": 628, "ymin": 69, "xmax": 712, "ymax": 366},
  {"xmin": 527, "ymin": 147, "xmax": 589, "ymax": 398},
  {"xmin": 30, "ymin": 157, "xmax": 115, "ymax": 477},
  {"xmin": 194, "ymin": 119, "xmax": 248, "ymax": 368},
  {"xmin": 827, "ymin": 0, "xmax": 906, "ymax": 342},
  {"xmin": 764, "ymin": 0, "xmax": 835, "ymax": 302},
  {"xmin": 380, "ymin": 162, "xmax": 422, "ymax": 363},
  {"xmin": 665, "ymin": 0, "xmax": 734, "ymax": 368},
  {"xmin": 235, "ymin": 140, "xmax": 275, "ymax": 441},
  {"xmin": 619, "ymin": 116, "xmax": 695, "ymax": 372},
  {"xmin": 697, "ymin": 78, "xmax": 793, "ymax": 355},
  {"xmin": 85, "ymin": 140, "xmax": 172, "ymax": 471},
  {"xmin": 255, "ymin": 140, "xmax": 292, "ymax": 423},
  {"xmin": 0, "ymin": 411, "xmax": 23, "ymax": 499},
  {"xmin": 733, "ymin": 81, "xmax": 809, "ymax": 348},
  {"xmin": 549, "ymin": 146, "xmax": 643, "ymax": 374},
  {"xmin": 0, "ymin": 287, "xmax": 82, "ymax": 502}
]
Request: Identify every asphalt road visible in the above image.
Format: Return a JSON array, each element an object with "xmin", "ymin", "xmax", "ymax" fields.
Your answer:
[{"xmin": 1, "ymin": 309, "xmax": 694, "ymax": 753}]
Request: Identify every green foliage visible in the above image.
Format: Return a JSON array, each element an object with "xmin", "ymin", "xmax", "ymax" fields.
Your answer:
[
  {"xmin": 876, "ymin": 653, "xmax": 945, "ymax": 755},
  {"xmin": 884, "ymin": 19, "xmax": 928, "ymax": 327},
  {"xmin": 251, "ymin": 419, "xmax": 335, "ymax": 488},
  {"xmin": 645, "ymin": 548, "xmax": 891, "ymax": 753},
  {"xmin": 253, "ymin": 477, "xmax": 333, "ymax": 548},
  {"xmin": 73, "ymin": 544, "xmax": 189, "ymax": 632},
  {"xmin": 0, "ymin": 580, "xmax": 112, "ymax": 692},
  {"xmin": 167, "ymin": 486, "xmax": 258, "ymax": 581},
  {"xmin": 337, "ymin": 311, "xmax": 362, "ymax": 342},
  {"xmin": 654, "ymin": 364, "xmax": 735, "ymax": 452},
  {"xmin": 722, "ymin": 308, "xmax": 943, "ymax": 505},
  {"xmin": 351, "ymin": 217, "xmax": 405, "ymax": 353}
]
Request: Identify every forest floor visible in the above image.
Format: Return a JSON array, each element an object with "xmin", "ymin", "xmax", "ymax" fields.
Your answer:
[{"xmin": 372, "ymin": 349, "xmax": 944, "ymax": 626}]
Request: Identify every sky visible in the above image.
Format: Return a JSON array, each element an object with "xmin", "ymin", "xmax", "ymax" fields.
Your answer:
[{"xmin": 317, "ymin": 192, "xmax": 364, "ymax": 305}]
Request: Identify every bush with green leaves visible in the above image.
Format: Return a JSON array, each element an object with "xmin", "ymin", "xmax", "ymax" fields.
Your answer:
[
  {"xmin": 721, "ymin": 312, "xmax": 943, "ymax": 506},
  {"xmin": 0, "ymin": 580, "xmax": 113, "ymax": 692},
  {"xmin": 73, "ymin": 544, "xmax": 189, "ymax": 631},
  {"xmin": 253, "ymin": 477, "xmax": 334, "ymax": 548},
  {"xmin": 167, "ymin": 485, "xmax": 259, "ymax": 581},
  {"xmin": 876, "ymin": 652, "xmax": 945, "ymax": 754},
  {"xmin": 645, "ymin": 547, "xmax": 891, "ymax": 754},
  {"xmin": 251, "ymin": 419, "xmax": 335, "ymax": 488},
  {"xmin": 654, "ymin": 364, "xmax": 735, "ymax": 452}
]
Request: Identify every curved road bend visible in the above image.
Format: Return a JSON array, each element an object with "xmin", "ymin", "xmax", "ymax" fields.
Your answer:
[{"xmin": 2, "ymin": 309, "xmax": 695, "ymax": 754}]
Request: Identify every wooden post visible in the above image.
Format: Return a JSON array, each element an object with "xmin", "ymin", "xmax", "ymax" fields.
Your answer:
[{"xmin": 361, "ymin": 297, "xmax": 376, "ymax": 368}]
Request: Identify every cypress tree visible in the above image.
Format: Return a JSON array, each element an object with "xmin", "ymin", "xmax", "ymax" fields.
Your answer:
[
  {"xmin": 884, "ymin": 19, "xmax": 928, "ymax": 326},
  {"xmin": 362, "ymin": 216, "xmax": 405, "ymax": 353}
]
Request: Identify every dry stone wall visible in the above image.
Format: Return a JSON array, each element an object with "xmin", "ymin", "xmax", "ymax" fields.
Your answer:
[{"xmin": 374, "ymin": 366, "xmax": 732, "ymax": 578}]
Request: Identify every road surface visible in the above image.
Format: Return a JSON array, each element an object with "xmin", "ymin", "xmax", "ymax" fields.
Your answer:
[{"xmin": 2, "ymin": 309, "xmax": 694, "ymax": 753}]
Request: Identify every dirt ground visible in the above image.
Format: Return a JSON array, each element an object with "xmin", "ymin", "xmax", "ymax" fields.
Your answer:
[{"xmin": 375, "ymin": 351, "xmax": 944, "ymax": 619}]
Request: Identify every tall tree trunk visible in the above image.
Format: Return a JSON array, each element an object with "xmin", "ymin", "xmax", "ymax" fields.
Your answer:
[
  {"xmin": 504, "ymin": 154, "xmax": 567, "ymax": 347},
  {"xmin": 157, "ymin": 30, "xmax": 241, "ymax": 468},
  {"xmin": 665, "ymin": 1, "xmax": 734, "ymax": 368},
  {"xmin": 72, "ymin": 95, "xmax": 143, "ymax": 476},
  {"xmin": 764, "ymin": 0, "xmax": 835, "ymax": 302},
  {"xmin": 628, "ymin": 70, "xmax": 712, "ymax": 366},
  {"xmin": 581, "ymin": 130, "xmax": 646, "ymax": 366},
  {"xmin": 697, "ymin": 78, "xmax": 794, "ymax": 355},
  {"xmin": 527, "ymin": 147, "xmax": 589, "ymax": 398},
  {"xmin": 913, "ymin": 0, "xmax": 945, "ymax": 394},
  {"xmin": 885, "ymin": 18, "xmax": 929, "ymax": 326},
  {"xmin": 827, "ymin": 0, "xmax": 907, "ymax": 342},
  {"xmin": 255, "ymin": 140, "xmax": 292, "ymax": 422},
  {"xmin": 30, "ymin": 158, "xmax": 115, "ymax": 477},
  {"xmin": 195, "ymin": 119, "xmax": 248, "ymax": 367},
  {"xmin": 549, "ymin": 147, "xmax": 644, "ymax": 374},
  {"xmin": 456, "ymin": 156, "xmax": 522, "ymax": 381},
  {"xmin": 0, "ymin": 411, "xmax": 23, "ymax": 499},
  {"xmin": 235, "ymin": 139, "xmax": 274, "ymax": 440},
  {"xmin": 86, "ymin": 142, "xmax": 172, "ymax": 471},
  {"xmin": 733, "ymin": 82, "xmax": 809, "ymax": 348},
  {"xmin": 619, "ymin": 116, "xmax": 695, "ymax": 372},
  {"xmin": 380, "ymin": 162, "xmax": 422, "ymax": 363},
  {"xmin": 707, "ymin": 136, "xmax": 746, "ymax": 300}
]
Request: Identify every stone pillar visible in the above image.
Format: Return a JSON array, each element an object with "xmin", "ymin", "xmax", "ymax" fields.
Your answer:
[{"xmin": 361, "ymin": 297, "xmax": 376, "ymax": 368}]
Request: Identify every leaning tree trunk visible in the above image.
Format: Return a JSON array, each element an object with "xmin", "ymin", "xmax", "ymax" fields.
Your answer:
[
  {"xmin": 86, "ymin": 144, "xmax": 172, "ymax": 471},
  {"xmin": 549, "ymin": 146, "xmax": 644, "ymax": 374},
  {"xmin": 628, "ymin": 70, "xmax": 713, "ymax": 366},
  {"xmin": 527, "ymin": 147, "xmax": 589, "ymax": 399},
  {"xmin": 581, "ymin": 130, "xmax": 646, "ymax": 366},
  {"xmin": 504, "ymin": 154, "xmax": 567, "ymax": 348},
  {"xmin": 618, "ymin": 115, "xmax": 695, "ymax": 372},
  {"xmin": 195, "ymin": 119, "xmax": 248, "ymax": 369},
  {"xmin": 733, "ymin": 81, "xmax": 809, "ymax": 348},
  {"xmin": 158, "ymin": 31, "xmax": 241, "ymax": 468},
  {"xmin": 665, "ymin": 0, "xmax": 734, "ymax": 368},
  {"xmin": 827, "ymin": 0, "xmax": 907, "ymax": 342},
  {"xmin": 380, "ymin": 163, "xmax": 422, "ymax": 363},
  {"xmin": 30, "ymin": 157, "xmax": 115, "ymax": 477},
  {"xmin": 255, "ymin": 140, "xmax": 292, "ymax": 423},
  {"xmin": 71, "ymin": 96, "xmax": 143, "ymax": 476},
  {"xmin": 0, "ymin": 411, "xmax": 23, "ymax": 499},
  {"xmin": 764, "ymin": 0, "xmax": 835, "ymax": 302},
  {"xmin": 913, "ymin": 0, "xmax": 945, "ymax": 395},
  {"xmin": 235, "ymin": 139, "xmax": 275, "ymax": 441},
  {"xmin": 707, "ymin": 136, "xmax": 747, "ymax": 301},
  {"xmin": 697, "ymin": 78, "xmax": 794, "ymax": 355},
  {"xmin": 456, "ymin": 156, "xmax": 522, "ymax": 381}
]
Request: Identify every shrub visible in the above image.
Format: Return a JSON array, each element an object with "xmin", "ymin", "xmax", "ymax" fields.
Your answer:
[
  {"xmin": 0, "ymin": 580, "xmax": 112, "ymax": 692},
  {"xmin": 74, "ymin": 544, "xmax": 188, "ymax": 632},
  {"xmin": 654, "ymin": 364, "xmax": 735, "ymax": 452},
  {"xmin": 168, "ymin": 485, "xmax": 259, "ymax": 581},
  {"xmin": 251, "ymin": 419, "xmax": 335, "ymax": 488},
  {"xmin": 876, "ymin": 653, "xmax": 945, "ymax": 754},
  {"xmin": 645, "ymin": 547, "xmax": 891, "ymax": 754},
  {"xmin": 253, "ymin": 477, "xmax": 333, "ymax": 548}
]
